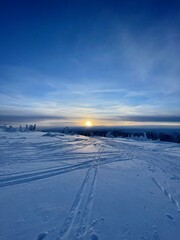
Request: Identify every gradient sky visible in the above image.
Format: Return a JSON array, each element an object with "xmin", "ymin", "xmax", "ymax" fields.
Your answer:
[{"xmin": 0, "ymin": 0, "xmax": 180, "ymax": 127}]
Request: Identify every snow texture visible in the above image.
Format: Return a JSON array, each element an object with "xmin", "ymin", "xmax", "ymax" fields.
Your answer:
[{"xmin": 0, "ymin": 130, "xmax": 180, "ymax": 239}]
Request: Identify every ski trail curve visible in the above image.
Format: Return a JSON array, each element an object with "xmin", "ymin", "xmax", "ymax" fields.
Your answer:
[{"xmin": 2, "ymin": 142, "xmax": 131, "ymax": 188}]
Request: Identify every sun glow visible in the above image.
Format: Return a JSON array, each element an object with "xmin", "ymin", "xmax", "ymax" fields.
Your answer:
[{"xmin": 85, "ymin": 121, "xmax": 92, "ymax": 127}]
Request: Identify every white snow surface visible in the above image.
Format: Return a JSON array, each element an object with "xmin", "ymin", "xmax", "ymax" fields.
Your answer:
[{"xmin": 0, "ymin": 130, "xmax": 180, "ymax": 240}]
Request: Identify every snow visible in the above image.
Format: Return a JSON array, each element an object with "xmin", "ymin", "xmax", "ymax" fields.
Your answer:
[{"xmin": 0, "ymin": 130, "xmax": 180, "ymax": 240}]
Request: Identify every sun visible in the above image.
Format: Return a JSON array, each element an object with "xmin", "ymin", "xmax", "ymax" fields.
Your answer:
[{"xmin": 85, "ymin": 121, "xmax": 92, "ymax": 127}]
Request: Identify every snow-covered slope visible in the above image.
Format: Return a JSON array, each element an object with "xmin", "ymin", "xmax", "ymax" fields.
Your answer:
[{"xmin": 0, "ymin": 130, "xmax": 179, "ymax": 240}]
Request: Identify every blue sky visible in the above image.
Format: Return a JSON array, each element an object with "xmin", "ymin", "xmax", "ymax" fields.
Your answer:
[{"xmin": 0, "ymin": 0, "xmax": 180, "ymax": 126}]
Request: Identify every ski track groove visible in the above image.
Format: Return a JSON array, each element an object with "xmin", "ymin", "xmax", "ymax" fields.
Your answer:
[
  {"xmin": 74, "ymin": 155, "xmax": 101, "ymax": 240},
  {"xmin": 34, "ymin": 146, "xmax": 104, "ymax": 240},
  {"xmin": 152, "ymin": 177, "xmax": 180, "ymax": 211},
  {"xmin": 34, "ymin": 145, "xmax": 103, "ymax": 240},
  {"xmin": 0, "ymin": 146, "xmax": 130, "ymax": 188},
  {"xmin": 57, "ymin": 146, "xmax": 104, "ymax": 240},
  {"xmin": 57, "ymin": 167, "xmax": 91, "ymax": 240}
]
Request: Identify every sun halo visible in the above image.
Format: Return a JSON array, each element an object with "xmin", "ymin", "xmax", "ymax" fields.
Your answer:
[{"xmin": 85, "ymin": 121, "xmax": 92, "ymax": 127}]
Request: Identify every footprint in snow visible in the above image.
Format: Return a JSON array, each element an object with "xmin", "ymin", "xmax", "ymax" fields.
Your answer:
[
  {"xmin": 36, "ymin": 232, "xmax": 48, "ymax": 240},
  {"xmin": 166, "ymin": 214, "xmax": 175, "ymax": 221},
  {"xmin": 152, "ymin": 230, "xmax": 160, "ymax": 240},
  {"xmin": 91, "ymin": 233, "xmax": 99, "ymax": 240}
]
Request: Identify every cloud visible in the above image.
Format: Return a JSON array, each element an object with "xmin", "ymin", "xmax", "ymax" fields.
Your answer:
[
  {"xmin": 114, "ymin": 115, "xmax": 180, "ymax": 123},
  {"xmin": 0, "ymin": 114, "xmax": 67, "ymax": 123}
]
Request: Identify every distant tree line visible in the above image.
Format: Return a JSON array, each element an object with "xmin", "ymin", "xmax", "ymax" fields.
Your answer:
[
  {"xmin": 42, "ymin": 127, "xmax": 180, "ymax": 143},
  {"xmin": 0, "ymin": 124, "xmax": 37, "ymax": 132}
]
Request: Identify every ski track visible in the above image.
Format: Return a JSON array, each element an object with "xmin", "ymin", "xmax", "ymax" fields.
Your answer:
[
  {"xmin": 73, "ymin": 148, "xmax": 104, "ymax": 240},
  {"xmin": 57, "ymin": 146, "xmax": 104, "ymax": 240},
  {"xmin": 152, "ymin": 177, "xmax": 180, "ymax": 212},
  {"xmin": 0, "ymin": 145, "xmax": 130, "ymax": 188},
  {"xmin": 74, "ymin": 166, "xmax": 98, "ymax": 240},
  {"xmin": 35, "ymin": 146, "xmax": 104, "ymax": 240}
]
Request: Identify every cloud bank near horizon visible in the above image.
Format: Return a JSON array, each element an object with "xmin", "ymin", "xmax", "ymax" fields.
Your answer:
[{"xmin": 0, "ymin": 113, "xmax": 180, "ymax": 126}]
